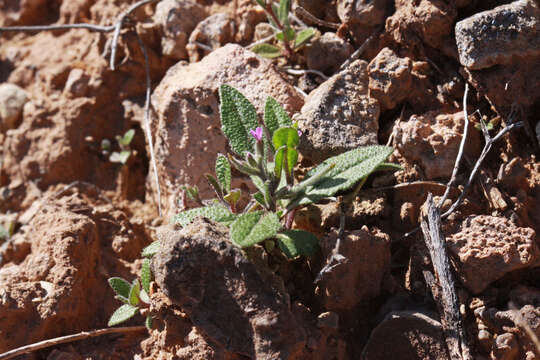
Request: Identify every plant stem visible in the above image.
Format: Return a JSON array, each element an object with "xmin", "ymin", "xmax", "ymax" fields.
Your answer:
[{"xmin": 265, "ymin": 4, "xmax": 294, "ymax": 60}]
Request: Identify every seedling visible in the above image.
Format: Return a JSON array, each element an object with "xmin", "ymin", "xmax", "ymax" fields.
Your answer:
[
  {"xmin": 107, "ymin": 129, "xmax": 135, "ymax": 165},
  {"xmin": 107, "ymin": 258, "xmax": 153, "ymax": 329},
  {"xmin": 143, "ymin": 85, "xmax": 398, "ymax": 259},
  {"xmin": 0, "ymin": 220, "xmax": 15, "ymax": 242},
  {"xmin": 251, "ymin": 0, "xmax": 317, "ymax": 60}
]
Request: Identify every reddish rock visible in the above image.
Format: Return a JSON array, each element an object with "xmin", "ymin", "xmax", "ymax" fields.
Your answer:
[
  {"xmin": 186, "ymin": 13, "xmax": 235, "ymax": 62},
  {"xmin": 306, "ymin": 32, "xmax": 353, "ymax": 75},
  {"xmin": 0, "ymin": 0, "xmax": 49, "ymax": 26},
  {"xmin": 318, "ymin": 227, "xmax": 390, "ymax": 311},
  {"xmin": 337, "ymin": 0, "xmax": 387, "ymax": 26},
  {"xmin": 0, "ymin": 184, "xmax": 150, "ymax": 352},
  {"xmin": 0, "ymin": 83, "xmax": 28, "ymax": 132},
  {"xmin": 385, "ymin": 0, "xmax": 457, "ymax": 50},
  {"xmin": 149, "ymin": 44, "xmax": 303, "ymax": 216},
  {"xmin": 393, "ymin": 111, "xmax": 481, "ymax": 180},
  {"xmin": 368, "ymin": 47, "xmax": 413, "ymax": 110},
  {"xmin": 447, "ymin": 215, "xmax": 538, "ymax": 294}
]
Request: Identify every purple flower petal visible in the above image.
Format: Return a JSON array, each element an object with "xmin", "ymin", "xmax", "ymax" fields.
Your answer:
[{"xmin": 250, "ymin": 127, "xmax": 263, "ymax": 141}]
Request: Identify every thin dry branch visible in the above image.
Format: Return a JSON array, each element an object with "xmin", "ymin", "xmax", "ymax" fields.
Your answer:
[
  {"xmin": 0, "ymin": 326, "xmax": 146, "ymax": 360},
  {"xmin": 438, "ymin": 83, "xmax": 470, "ymax": 209},
  {"xmin": 421, "ymin": 194, "xmax": 472, "ymax": 360},
  {"xmin": 294, "ymin": 5, "xmax": 340, "ymax": 29},
  {"xmin": 338, "ymin": 28, "xmax": 381, "ymax": 71}
]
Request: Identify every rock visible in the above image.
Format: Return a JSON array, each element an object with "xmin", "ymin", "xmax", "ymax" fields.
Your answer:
[
  {"xmin": 385, "ymin": 0, "xmax": 457, "ymax": 50},
  {"xmin": 455, "ymin": 0, "xmax": 540, "ymax": 70},
  {"xmin": 318, "ymin": 227, "xmax": 390, "ymax": 311},
  {"xmin": 362, "ymin": 311, "xmax": 450, "ymax": 360},
  {"xmin": 297, "ymin": 60, "xmax": 380, "ymax": 163},
  {"xmin": 253, "ymin": 22, "xmax": 275, "ymax": 41},
  {"xmin": 368, "ymin": 47, "xmax": 413, "ymax": 110},
  {"xmin": 306, "ymin": 32, "xmax": 353, "ymax": 75},
  {"xmin": 63, "ymin": 69, "xmax": 90, "ymax": 98},
  {"xmin": 0, "ymin": 184, "xmax": 150, "ymax": 352},
  {"xmin": 0, "ymin": 0, "xmax": 48, "ymax": 26},
  {"xmin": 187, "ymin": 13, "xmax": 235, "ymax": 63},
  {"xmin": 393, "ymin": 111, "xmax": 480, "ymax": 180},
  {"xmin": 446, "ymin": 215, "xmax": 538, "ymax": 294},
  {"xmin": 0, "ymin": 83, "xmax": 28, "ymax": 132},
  {"xmin": 492, "ymin": 333, "xmax": 519, "ymax": 360},
  {"xmin": 234, "ymin": 0, "xmax": 267, "ymax": 43},
  {"xmin": 150, "ymin": 44, "xmax": 303, "ymax": 216},
  {"xmin": 153, "ymin": 0, "xmax": 207, "ymax": 60},
  {"xmin": 151, "ymin": 218, "xmax": 306, "ymax": 359},
  {"xmin": 337, "ymin": 0, "xmax": 387, "ymax": 26}
]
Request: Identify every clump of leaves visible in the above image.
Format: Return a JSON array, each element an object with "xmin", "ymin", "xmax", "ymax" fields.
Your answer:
[
  {"xmin": 102, "ymin": 129, "xmax": 135, "ymax": 165},
  {"xmin": 107, "ymin": 258, "xmax": 153, "ymax": 328},
  {"xmin": 142, "ymin": 85, "xmax": 397, "ymax": 259},
  {"xmin": 251, "ymin": 0, "xmax": 317, "ymax": 60}
]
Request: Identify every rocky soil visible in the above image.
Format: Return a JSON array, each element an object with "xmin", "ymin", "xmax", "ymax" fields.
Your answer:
[{"xmin": 0, "ymin": 0, "xmax": 539, "ymax": 359}]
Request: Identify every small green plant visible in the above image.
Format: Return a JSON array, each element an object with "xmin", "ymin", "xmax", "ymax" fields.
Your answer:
[
  {"xmin": 107, "ymin": 258, "xmax": 153, "ymax": 328},
  {"xmin": 102, "ymin": 129, "xmax": 135, "ymax": 165},
  {"xmin": 143, "ymin": 85, "xmax": 397, "ymax": 259},
  {"xmin": 251, "ymin": 0, "xmax": 317, "ymax": 60},
  {"xmin": 0, "ymin": 219, "xmax": 15, "ymax": 243}
]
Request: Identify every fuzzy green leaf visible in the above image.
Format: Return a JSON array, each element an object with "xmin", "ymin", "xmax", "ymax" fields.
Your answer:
[
  {"xmin": 139, "ymin": 289, "xmax": 150, "ymax": 304},
  {"xmin": 251, "ymin": 43, "xmax": 282, "ymax": 59},
  {"xmin": 276, "ymin": 27, "xmax": 295, "ymax": 42},
  {"xmin": 215, "ymin": 154, "xmax": 232, "ymax": 194},
  {"xmin": 272, "ymin": 127, "xmax": 299, "ymax": 149},
  {"xmin": 118, "ymin": 129, "xmax": 135, "ymax": 146},
  {"xmin": 274, "ymin": 146, "xmax": 298, "ymax": 178},
  {"xmin": 128, "ymin": 279, "xmax": 140, "ymax": 306},
  {"xmin": 376, "ymin": 162, "xmax": 402, "ymax": 172},
  {"xmin": 141, "ymin": 258, "xmax": 151, "ymax": 293},
  {"xmin": 294, "ymin": 146, "xmax": 393, "ymax": 206},
  {"xmin": 206, "ymin": 174, "xmax": 223, "ymax": 198},
  {"xmin": 108, "ymin": 277, "xmax": 131, "ymax": 299},
  {"xmin": 278, "ymin": 0, "xmax": 290, "ymax": 26},
  {"xmin": 231, "ymin": 211, "xmax": 282, "ymax": 247},
  {"xmin": 276, "ymin": 230, "xmax": 319, "ymax": 258},
  {"xmin": 142, "ymin": 241, "xmax": 160, "ymax": 258},
  {"xmin": 264, "ymin": 97, "xmax": 292, "ymax": 136},
  {"xmin": 219, "ymin": 85, "xmax": 259, "ymax": 155},
  {"xmin": 224, "ymin": 189, "xmax": 241, "ymax": 205},
  {"xmin": 173, "ymin": 205, "xmax": 237, "ymax": 227},
  {"xmin": 108, "ymin": 304, "xmax": 139, "ymax": 327},
  {"xmin": 294, "ymin": 28, "xmax": 317, "ymax": 49}
]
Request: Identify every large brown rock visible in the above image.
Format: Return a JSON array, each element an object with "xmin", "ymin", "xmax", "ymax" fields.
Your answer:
[
  {"xmin": 152, "ymin": 218, "xmax": 306, "ymax": 359},
  {"xmin": 149, "ymin": 44, "xmax": 303, "ymax": 216},
  {"xmin": 447, "ymin": 215, "xmax": 538, "ymax": 294},
  {"xmin": 297, "ymin": 60, "xmax": 380, "ymax": 163}
]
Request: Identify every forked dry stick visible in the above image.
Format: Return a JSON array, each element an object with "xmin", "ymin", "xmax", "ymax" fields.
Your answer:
[
  {"xmin": 0, "ymin": 0, "xmax": 163, "ymax": 216},
  {"xmin": 0, "ymin": 326, "xmax": 146, "ymax": 360}
]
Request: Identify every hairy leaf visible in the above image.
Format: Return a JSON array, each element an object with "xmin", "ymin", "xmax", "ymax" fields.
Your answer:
[
  {"xmin": 139, "ymin": 289, "xmax": 150, "ymax": 304},
  {"xmin": 118, "ymin": 129, "xmax": 135, "ymax": 146},
  {"xmin": 276, "ymin": 27, "xmax": 295, "ymax": 42},
  {"xmin": 128, "ymin": 279, "xmax": 140, "ymax": 306},
  {"xmin": 142, "ymin": 241, "xmax": 160, "ymax": 258},
  {"xmin": 251, "ymin": 43, "xmax": 282, "ymax": 59},
  {"xmin": 206, "ymin": 174, "xmax": 223, "ymax": 198},
  {"xmin": 109, "ymin": 151, "xmax": 131, "ymax": 164},
  {"xmin": 145, "ymin": 315, "xmax": 153, "ymax": 330},
  {"xmin": 215, "ymin": 154, "xmax": 231, "ymax": 193},
  {"xmin": 173, "ymin": 205, "xmax": 237, "ymax": 227},
  {"xmin": 276, "ymin": 230, "xmax": 319, "ymax": 258},
  {"xmin": 264, "ymin": 97, "xmax": 292, "ymax": 136},
  {"xmin": 231, "ymin": 211, "xmax": 282, "ymax": 247},
  {"xmin": 293, "ymin": 146, "xmax": 393, "ymax": 206},
  {"xmin": 141, "ymin": 258, "xmax": 151, "ymax": 293},
  {"xmin": 272, "ymin": 127, "xmax": 299, "ymax": 149},
  {"xmin": 108, "ymin": 277, "xmax": 131, "ymax": 300},
  {"xmin": 294, "ymin": 28, "xmax": 317, "ymax": 49},
  {"xmin": 219, "ymin": 85, "xmax": 259, "ymax": 154},
  {"xmin": 108, "ymin": 304, "xmax": 139, "ymax": 327},
  {"xmin": 376, "ymin": 162, "xmax": 402, "ymax": 172},
  {"xmin": 274, "ymin": 146, "xmax": 298, "ymax": 179},
  {"xmin": 278, "ymin": 0, "xmax": 290, "ymax": 26}
]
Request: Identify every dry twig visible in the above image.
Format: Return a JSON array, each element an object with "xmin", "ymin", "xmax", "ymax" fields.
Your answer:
[
  {"xmin": 294, "ymin": 5, "xmax": 340, "ymax": 29},
  {"xmin": 420, "ymin": 194, "xmax": 472, "ymax": 360},
  {"xmin": 0, "ymin": 326, "xmax": 146, "ymax": 360},
  {"xmin": 338, "ymin": 28, "xmax": 381, "ymax": 71}
]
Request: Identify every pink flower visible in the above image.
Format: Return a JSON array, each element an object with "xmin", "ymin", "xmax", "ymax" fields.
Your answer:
[{"xmin": 250, "ymin": 127, "xmax": 263, "ymax": 142}]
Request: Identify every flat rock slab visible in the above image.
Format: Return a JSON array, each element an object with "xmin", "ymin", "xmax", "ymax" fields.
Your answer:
[
  {"xmin": 152, "ymin": 218, "xmax": 306, "ymax": 359},
  {"xmin": 455, "ymin": 0, "xmax": 540, "ymax": 70}
]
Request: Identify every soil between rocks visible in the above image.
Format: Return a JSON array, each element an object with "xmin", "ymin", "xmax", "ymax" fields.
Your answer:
[{"xmin": 0, "ymin": 0, "xmax": 539, "ymax": 359}]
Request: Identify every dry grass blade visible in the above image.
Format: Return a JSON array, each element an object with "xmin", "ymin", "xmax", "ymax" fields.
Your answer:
[{"xmin": 0, "ymin": 327, "xmax": 146, "ymax": 360}]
